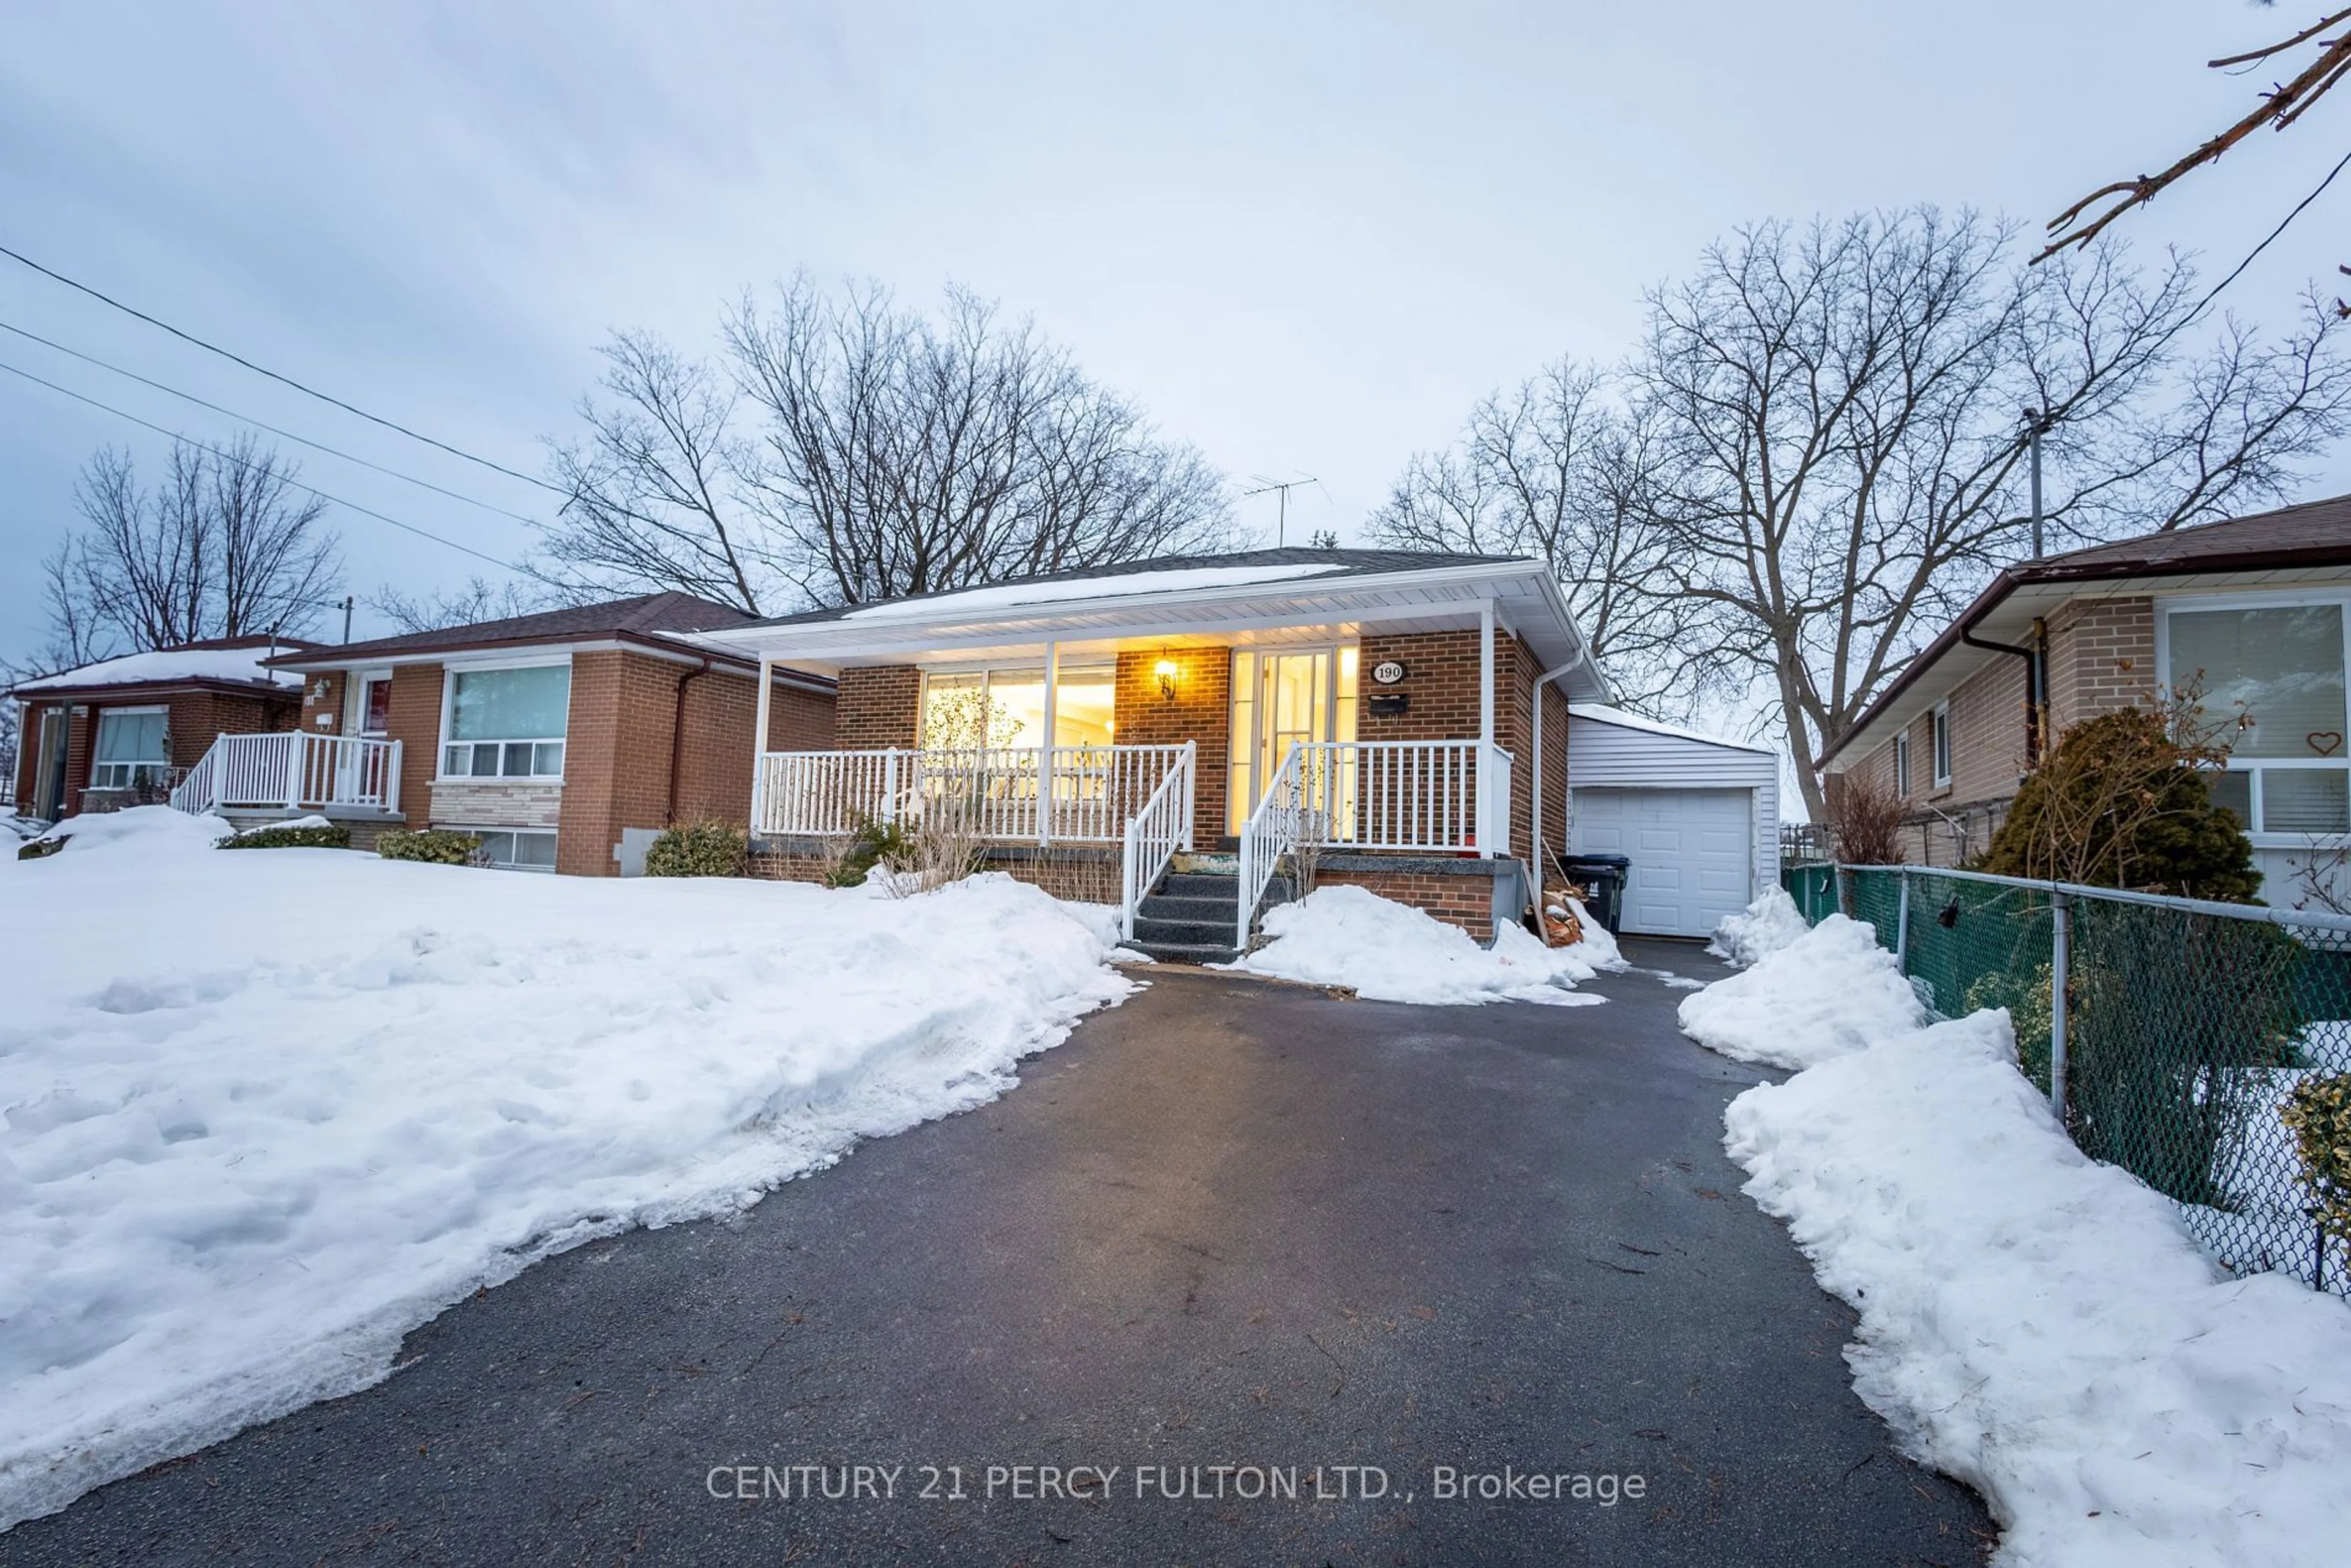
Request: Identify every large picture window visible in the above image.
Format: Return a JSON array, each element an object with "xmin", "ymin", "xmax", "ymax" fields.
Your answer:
[
  {"xmin": 919, "ymin": 664, "xmax": 1114, "ymax": 751},
  {"xmin": 441, "ymin": 664, "xmax": 569, "ymax": 780},
  {"xmin": 2168, "ymin": 601, "xmax": 2350, "ymax": 836},
  {"xmin": 91, "ymin": 707, "xmax": 168, "ymax": 790}
]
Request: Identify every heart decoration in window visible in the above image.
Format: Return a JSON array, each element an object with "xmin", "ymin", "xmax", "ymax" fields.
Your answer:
[{"xmin": 2308, "ymin": 731, "xmax": 2344, "ymax": 756}]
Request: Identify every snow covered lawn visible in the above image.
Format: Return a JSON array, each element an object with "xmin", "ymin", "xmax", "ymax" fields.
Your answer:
[
  {"xmin": 1228, "ymin": 884, "xmax": 1619, "ymax": 1005},
  {"xmin": 1685, "ymin": 905, "xmax": 2351, "ymax": 1567},
  {"xmin": 0, "ymin": 811, "xmax": 1130, "ymax": 1531}
]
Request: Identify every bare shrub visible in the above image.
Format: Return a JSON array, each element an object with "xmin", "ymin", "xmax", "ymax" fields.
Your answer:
[
  {"xmin": 1828, "ymin": 773, "xmax": 1907, "ymax": 865},
  {"xmin": 880, "ymin": 796, "xmax": 986, "ymax": 896}
]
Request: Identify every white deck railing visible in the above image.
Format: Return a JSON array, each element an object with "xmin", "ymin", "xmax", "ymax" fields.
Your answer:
[
  {"xmin": 1119, "ymin": 746, "xmax": 1196, "ymax": 939},
  {"xmin": 1235, "ymin": 739, "xmax": 1511, "ymax": 949},
  {"xmin": 754, "ymin": 743, "xmax": 1194, "ymax": 845},
  {"xmin": 171, "ymin": 732, "xmax": 403, "ymax": 815}
]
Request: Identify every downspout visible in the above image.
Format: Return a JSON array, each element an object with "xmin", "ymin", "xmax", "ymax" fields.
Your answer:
[
  {"xmin": 1959, "ymin": 618, "xmax": 2045, "ymax": 767},
  {"xmin": 667, "ymin": 656, "xmax": 714, "ymax": 825},
  {"xmin": 1528, "ymin": 642, "xmax": 1595, "ymax": 921}
]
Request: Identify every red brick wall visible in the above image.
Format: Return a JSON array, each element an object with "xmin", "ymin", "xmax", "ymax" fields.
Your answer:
[
  {"xmin": 1354, "ymin": 627, "xmax": 1542, "ymax": 861},
  {"xmin": 43, "ymin": 689, "xmax": 294, "ymax": 816},
  {"xmin": 557, "ymin": 651, "xmax": 673, "ymax": 876},
  {"xmin": 835, "ymin": 666, "xmax": 921, "ymax": 748},
  {"xmin": 13, "ymin": 702, "xmax": 58, "ymax": 809},
  {"xmin": 1114, "ymin": 647, "xmax": 1230, "ymax": 846},
  {"xmin": 1314, "ymin": 866, "xmax": 1495, "ymax": 942},
  {"xmin": 764, "ymin": 680, "xmax": 837, "ymax": 752},
  {"xmin": 386, "ymin": 664, "xmax": 444, "ymax": 823},
  {"xmin": 300, "ymin": 670, "xmax": 348, "ymax": 735}
]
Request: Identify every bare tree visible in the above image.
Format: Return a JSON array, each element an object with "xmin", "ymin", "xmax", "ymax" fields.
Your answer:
[
  {"xmin": 367, "ymin": 576, "xmax": 557, "ymax": 634},
  {"xmin": 542, "ymin": 332, "xmax": 771, "ymax": 612},
  {"xmin": 1367, "ymin": 360, "xmax": 1734, "ymax": 711},
  {"xmin": 1630, "ymin": 209, "xmax": 2351, "ymax": 818},
  {"xmin": 45, "ymin": 435, "xmax": 342, "ymax": 658},
  {"xmin": 2039, "ymin": 5, "xmax": 2350, "ymax": 296},
  {"xmin": 540, "ymin": 279, "xmax": 1237, "ymax": 612}
]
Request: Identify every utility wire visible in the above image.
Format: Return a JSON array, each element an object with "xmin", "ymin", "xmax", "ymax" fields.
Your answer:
[
  {"xmin": 2178, "ymin": 141, "xmax": 2351, "ymax": 334},
  {"xmin": 0, "ymin": 319, "xmax": 549, "ymax": 529},
  {"xmin": 0, "ymin": 241, "xmax": 566, "ymax": 495},
  {"xmin": 0, "ymin": 356, "xmax": 536, "ymax": 576}
]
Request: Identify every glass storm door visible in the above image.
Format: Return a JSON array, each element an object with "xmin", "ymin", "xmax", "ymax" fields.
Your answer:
[{"xmin": 1226, "ymin": 648, "xmax": 1357, "ymax": 835}]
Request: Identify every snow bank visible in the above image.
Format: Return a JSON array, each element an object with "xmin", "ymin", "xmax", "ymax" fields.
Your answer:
[
  {"xmin": 842, "ymin": 561, "xmax": 1345, "ymax": 620},
  {"xmin": 1677, "ymin": 912, "xmax": 1924, "ymax": 1070},
  {"xmin": 1726, "ymin": 1010, "xmax": 2351, "ymax": 1567},
  {"xmin": 0, "ymin": 835, "xmax": 1128, "ymax": 1531},
  {"xmin": 1230, "ymin": 885, "xmax": 1603, "ymax": 1005},
  {"xmin": 32, "ymin": 804, "xmax": 231, "ymax": 855},
  {"xmin": 1705, "ymin": 885, "xmax": 1809, "ymax": 966}
]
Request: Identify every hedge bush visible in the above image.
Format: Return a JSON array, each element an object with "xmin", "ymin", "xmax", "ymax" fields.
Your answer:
[
  {"xmin": 645, "ymin": 819, "xmax": 748, "ymax": 877},
  {"xmin": 825, "ymin": 813, "xmax": 916, "ymax": 888},
  {"xmin": 378, "ymin": 828, "xmax": 484, "ymax": 865},
  {"xmin": 219, "ymin": 822, "xmax": 353, "ymax": 851}
]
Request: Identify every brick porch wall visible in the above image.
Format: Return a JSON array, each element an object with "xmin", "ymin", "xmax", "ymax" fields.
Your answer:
[
  {"xmin": 834, "ymin": 667, "xmax": 921, "ymax": 748},
  {"xmin": 386, "ymin": 664, "xmax": 444, "ymax": 826},
  {"xmin": 1313, "ymin": 866, "xmax": 1496, "ymax": 942},
  {"xmin": 1113, "ymin": 647, "xmax": 1229, "ymax": 846},
  {"xmin": 1354, "ymin": 626, "xmax": 1543, "ymax": 862}
]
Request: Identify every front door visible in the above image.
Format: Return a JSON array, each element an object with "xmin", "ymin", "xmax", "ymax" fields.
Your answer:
[{"xmin": 1226, "ymin": 648, "xmax": 1356, "ymax": 835}]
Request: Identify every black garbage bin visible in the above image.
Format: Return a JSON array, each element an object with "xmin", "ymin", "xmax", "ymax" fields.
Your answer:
[{"xmin": 1555, "ymin": 853, "xmax": 1630, "ymax": 936}]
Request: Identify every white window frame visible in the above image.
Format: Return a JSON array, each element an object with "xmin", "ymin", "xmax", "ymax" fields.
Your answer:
[
  {"xmin": 442, "ymin": 825, "xmax": 559, "ymax": 872},
  {"xmin": 1893, "ymin": 732, "xmax": 1911, "ymax": 797},
  {"xmin": 437, "ymin": 658, "xmax": 570, "ymax": 784},
  {"xmin": 2155, "ymin": 588, "xmax": 2351, "ymax": 845},
  {"xmin": 1930, "ymin": 702, "xmax": 1952, "ymax": 790},
  {"xmin": 90, "ymin": 705, "xmax": 170, "ymax": 791}
]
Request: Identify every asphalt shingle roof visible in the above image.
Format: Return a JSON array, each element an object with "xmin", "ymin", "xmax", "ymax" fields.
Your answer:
[{"xmin": 267, "ymin": 591, "xmax": 757, "ymax": 666}]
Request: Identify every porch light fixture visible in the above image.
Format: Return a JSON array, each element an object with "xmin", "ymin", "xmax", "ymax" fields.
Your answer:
[{"xmin": 1155, "ymin": 655, "xmax": 1180, "ymax": 702}]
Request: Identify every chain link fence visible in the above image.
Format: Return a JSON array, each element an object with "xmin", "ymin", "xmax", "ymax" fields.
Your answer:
[{"xmin": 1808, "ymin": 866, "xmax": 2351, "ymax": 1300}]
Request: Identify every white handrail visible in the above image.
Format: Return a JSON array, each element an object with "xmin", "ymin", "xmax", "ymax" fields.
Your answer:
[
  {"xmin": 1234, "ymin": 738, "xmax": 1513, "ymax": 948},
  {"xmin": 1119, "ymin": 742, "xmax": 1194, "ymax": 940},
  {"xmin": 755, "ymin": 744, "xmax": 1193, "ymax": 843},
  {"xmin": 170, "ymin": 732, "xmax": 402, "ymax": 815}
]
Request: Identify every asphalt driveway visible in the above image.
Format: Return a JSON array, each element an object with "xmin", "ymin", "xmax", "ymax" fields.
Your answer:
[{"xmin": 1, "ymin": 940, "xmax": 1992, "ymax": 1566}]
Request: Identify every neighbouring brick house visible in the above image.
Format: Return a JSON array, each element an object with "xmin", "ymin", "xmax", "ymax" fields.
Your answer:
[
  {"xmin": 689, "ymin": 548, "xmax": 1767, "ymax": 955},
  {"xmin": 8, "ymin": 637, "xmax": 313, "ymax": 822},
  {"xmin": 1822, "ymin": 495, "xmax": 2351, "ymax": 899},
  {"xmin": 152, "ymin": 593, "xmax": 836, "ymax": 873}
]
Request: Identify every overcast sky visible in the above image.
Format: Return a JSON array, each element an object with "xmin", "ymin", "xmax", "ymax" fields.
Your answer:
[{"xmin": 3, "ymin": 0, "xmax": 2347, "ymax": 662}]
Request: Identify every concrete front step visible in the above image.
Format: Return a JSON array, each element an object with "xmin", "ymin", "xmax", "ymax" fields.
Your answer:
[
  {"xmin": 1123, "ymin": 866, "xmax": 1294, "ymax": 965},
  {"xmin": 1130, "ymin": 940, "xmax": 1242, "ymax": 966}
]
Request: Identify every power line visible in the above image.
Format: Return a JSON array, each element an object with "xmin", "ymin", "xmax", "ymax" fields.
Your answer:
[
  {"xmin": 0, "ymin": 356, "xmax": 536, "ymax": 577},
  {"xmin": 0, "ymin": 319, "xmax": 549, "ymax": 529},
  {"xmin": 0, "ymin": 241, "xmax": 564, "ymax": 495}
]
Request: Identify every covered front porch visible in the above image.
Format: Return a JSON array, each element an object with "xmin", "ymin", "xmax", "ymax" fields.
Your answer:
[{"xmin": 705, "ymin": 552, "xmax": 1608, "ymax": 950}]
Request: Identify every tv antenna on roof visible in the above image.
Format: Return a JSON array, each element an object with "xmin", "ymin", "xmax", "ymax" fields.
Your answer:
[{"xmin": 1242, "ymin": 474, "xmax": 1321, "ymax": 546}]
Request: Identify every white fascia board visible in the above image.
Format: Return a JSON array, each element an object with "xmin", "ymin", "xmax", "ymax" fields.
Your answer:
[{"xmin": 697, "ymin": 560, "xmax": 1569, "ymax": 662}]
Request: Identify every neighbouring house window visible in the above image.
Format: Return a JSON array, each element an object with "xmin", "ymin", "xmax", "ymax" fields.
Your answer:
[
  {"xmin": 91, "ymin": 707, "xmax": 169, "ymax": 790},
  {"xmin": 441, "ymin": 664, "xmax": 569, "ymax": 779},
  {"xmin": 1931, "ymin": 703, "xmax": 1952, "ymax": 789},
  {"xmin": 1893, "ymin": 732, "xmax": 1911, "ymax": 797},
  {"xmin": 454, "ymin": 827, "xmax": 558, "ymax": 871},
  {"xmin": 919, "ymin": 664, "xmax": 1115, "ymax": 751},
  {"xmin": 2169, "ymin": 601, "xmax": 2350, "ymax": 836}
]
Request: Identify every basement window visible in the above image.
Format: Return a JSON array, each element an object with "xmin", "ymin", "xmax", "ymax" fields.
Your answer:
[{"xmin": 454, "ymin": 828, "xmax": 558, "ymax": 871}]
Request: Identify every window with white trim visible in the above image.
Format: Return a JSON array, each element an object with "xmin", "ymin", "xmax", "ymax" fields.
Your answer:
[
  {"xmin": 1893, "ymin": 732, "xmax": 1911, "ymax": 797},
  {"xmin": 440, "ymin": 663, "xmax": 569, "ymax": 780},
  {"xmin": 91, "ymin": 707, "xmax": 169, "ymax": 790},
  {"xmin": 1931, "ymin": 703, "xmax": 1952, "ymax": 789},
  {"xmin": 457, "ymin": 827, "xmax": 558, "ymax": 871},
  {"xmin": 2167, "ymin": 599, "xmax": 2349, "ymax": 836}
]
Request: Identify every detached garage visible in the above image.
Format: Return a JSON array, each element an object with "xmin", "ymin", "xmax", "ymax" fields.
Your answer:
[{"xmin": 1565, "ymin": 705, "xmax": 1779, "ymax": 939}]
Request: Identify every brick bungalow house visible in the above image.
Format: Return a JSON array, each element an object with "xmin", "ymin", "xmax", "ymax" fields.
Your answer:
[
  {"xmin": 9, "ymin": 637, "xmax": 313, "ymax": 822},
  {"xmin": 158, "ymin": 592, "xmax": 835, "ymax": 874},
  {"xmin": 688, "ymin": 547, "xmax": 1720, "ymax": 956},
  {"xmin": 1821, "ymin": 495, "xmax": 2351, "ymax": 898}
]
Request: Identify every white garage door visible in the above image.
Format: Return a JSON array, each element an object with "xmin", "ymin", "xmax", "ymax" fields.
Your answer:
[{"xmin": 1570, "ymin": 787, "xmax": 1753, "ymax": 939}]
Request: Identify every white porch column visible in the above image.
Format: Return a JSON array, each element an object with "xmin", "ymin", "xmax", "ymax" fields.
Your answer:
[
  {"xmin": 1039, "ymin": 640, "xmax": 1059, "ymax": 845},
  {"xmin": 751, "ymin": 655, "xmax": 773, "ymax": 833},
  {"xmin": 1478, "ymin": 599, "xmax": 1496, "ymax": 858}
]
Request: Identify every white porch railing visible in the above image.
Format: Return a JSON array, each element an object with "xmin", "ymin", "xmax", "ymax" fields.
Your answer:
[
  {"xmin": 754, "ymin": 743, "xmax": 1194, "ymax": 845},
  {"xmin": 1235, "ymin": 739, "xmax": 1512, "ymax": 950},
  {"xmin": 171, "ymin": 732, "xmax": 403, "ymax": 815},
  {"xmin": 1119, "ymin": 745, "xmax": 1196, "ymax": 940}
]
